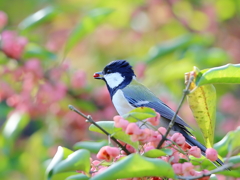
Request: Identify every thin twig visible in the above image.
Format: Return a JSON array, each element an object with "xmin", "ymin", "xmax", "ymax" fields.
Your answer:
[
  {"xmin": 68, "ymin": 105, "xmax": 131, "ymax": 155},
  {"xmin": 177, "ymin": 163, "xmax": 233, "ymax": 180},
  {"xmin": 157, "ymin": 74, "xmax": 194, "ymax": 149}
]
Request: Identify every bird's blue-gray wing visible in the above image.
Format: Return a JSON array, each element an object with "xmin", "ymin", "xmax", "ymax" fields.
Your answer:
[
  {"xmin": 121, "ymin": 82, "xmax": 192, "ymax": 131},
  {"xmin": 122, "ymin": 82, "xmax": 223, "ymax": 166},
  {"xmin": 121, "ymin": 81, "xmax": 224, "ymax": 166}
]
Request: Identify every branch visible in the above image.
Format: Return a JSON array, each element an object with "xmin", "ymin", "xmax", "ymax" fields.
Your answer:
[
  {"xmin": 177, "ymin": 163, "xmax": 233, "ymax": 180},
  {"xmin": 157, "ymin": 74, "xmax": 194, "ymax": 149},
  {"xmin": 68, "ymin": 105, "xmax": 131, "ymax": 155}
]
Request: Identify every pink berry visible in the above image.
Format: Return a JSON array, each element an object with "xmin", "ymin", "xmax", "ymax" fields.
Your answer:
[
  {"xmin": 198, "ymin": 170, "xmax": 210, "ymax": 180},
  {"xmin": 149, "ymin": 131, "xmax": 160, "ymax": 142},
  {"xmin": 125, "ymin": 123, "xmax": 141, "ymax": 135},
  {"xmin": 171, "ymin": 151, "xmax": 180, "ymax": 163},
  {"xmin": 113, "ymin": 116, "xmax": 129, "ymax": 131},
  {"xmin": 188, "ymin": 169, "xmax": 199, "ymax": 176},
  {"xmin": 92, "ymin": 166, "xmax": 108, "ymax": 176},
  {"xmin": 126, "ymin": 144, "xmax": 136, "ymax": 153},
  {"xmin": 96, "ymin": 146, "xmax": 120, "ymax": 162},
  {"xmin": 115, "ymin": 154, "xmax": 126, "ymax": 161},
  {"xmin": 171, "ymin": 133, "xmax": 185, "ymax": 146},
  {"xmin": 182, "ymin": 142, "xmax": 191, "ymax": 151},
  {"xmin": 106, "ymin": 147, "xmax": 120, "ymax": 158},
  {"xmin": 130, "ymin": 134, "xmax": 139, "ymax": 142},
  {"xmin": 172, "ymin": 163, "xmax": 183, "ymax": 175},
  {"xmin": 158, "ymin": 127, "xmax": 167, "ymax": 135},
  {"xmin": 1, "ymin": 30, "xmax": 28, "ymax": 59},
  {"xmin": 188, "ymin": 146, "xmax": 201, "ymax": 158},
  {"xmin": 92, "ymin": 160, "xmax": 101, "ymax": 166},
  {"xmin": 146, "ymin": 112, "xmax": 160, "ymax": 126},
  {"xmin": 206, "ymin": 148, "xmax": 218, "ymax": 161},
  {"xmin": 137, "ymin": 128, "xmax": 154, "ymax": 143},
  {"xmin": 144, "ymin": 144, "xmax": 155, "ymax": 152},
  {"xmin": 182, "ymin": 162, "xmax": 194, "ymax": 174}
]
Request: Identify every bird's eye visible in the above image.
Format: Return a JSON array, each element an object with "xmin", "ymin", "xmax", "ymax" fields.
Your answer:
[{"xmin": 106, "ymin": 69, "xmax": 111, "ymax": 74}]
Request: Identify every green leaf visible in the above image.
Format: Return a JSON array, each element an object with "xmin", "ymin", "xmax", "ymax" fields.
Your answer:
[
  {"xmin": 46, "ymin": 146, "xmax": 73, "ymax": 179},
  {"xmin": 178, "ymin": 159, "xmax": 189, "ymax": 163},
  {"xmin": 143, "ymin": 149, "xmax": 172, "ymax": 158},
  {"xmin": 51, "ymin": 149, "xmax": 90, "ymax": 178},
  {"xmin": 122, "ymin": 107, "xmax": 156, "ymax": 123},
  {"xmin": 19, "ymin": 6, "xmax": 59, "ymax": 31},
  {"xmin": 91, "ymin": 154, "xmax": 175, "ymax": 180},
  {"xmin": 23, "ymin": 43, "xmax": 57, "ymax": 61},
  {"xmin": 51, "ymin": 172, "xmax": 80, "ymax": 180},
  {"xmin": 2, "ymin": 112, "xmax": 29, "ymax": 154},
  {"xmin": 190, "ymin": 156, "xmax": 216, "ymax": 170},
  {"xmin": 73, "ymin": 140, "xmax": 108, "ymax": 154},
  {"xmin": 0, "ymin": 102, "xmax": 11, "ymax": 119},
  {"xmin": 65, "ymin": 174, "xmax": 90, "ymax": 180},
  {"xmin": 2, "ymin": 112, "xmax": 29, "ymax": 140},
  {"xmin": 196, "ymin": 64, "xmax": 240, "ymax": 87},
  {"xmin": 216, "ymin": 155, "xmax": 240, "ymax": 178},
  {"xmin": 225, "ymin": 155, "xmax": 240, "ymax": 167},
  {"xmin": 146, "ymin": 34, "xmax": 193, "ymax": 64},
  {"xmin": 216, "ymin": 170, "xmax": 240, "ymax": 178},
  {"xmin": 64, "ymin": 8, "xmax": 113, "ymax": 54},
  {"xmin": 218, "ymin": 156, "xmax": 240, "ymax": 177},
  {"xmin": 214, "ymin": 128, "xmax": 240, "ymax": 157},
  {"xmin": 89, "ymin": 121, "xmax": 139, "ymax": 149},
  {"xmin": 187, "ymin": 67, "xmax": 216, "ymax": 148}
]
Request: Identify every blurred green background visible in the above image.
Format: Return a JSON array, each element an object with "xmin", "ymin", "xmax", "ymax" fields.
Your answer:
[{"xmin": 1, "ymin": 0, "xmax": 240, "ymax": 179}]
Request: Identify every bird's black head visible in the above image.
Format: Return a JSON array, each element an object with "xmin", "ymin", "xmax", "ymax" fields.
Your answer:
[{"xmin": 93, "ymin": 60, "xmax": 136, "ymax": 97}]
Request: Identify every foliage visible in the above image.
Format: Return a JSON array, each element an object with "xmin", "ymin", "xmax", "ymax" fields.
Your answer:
[
  {"xmin": 47, "ymin": 64, "xmax": 240, "ymax": 179},
  {"xmin": 48, "ymin": 105, "xmax": 240, "ymax": 179},
  {"xmin": 1, "ymin": 0, "xmax": 240, "ymax": 180}
]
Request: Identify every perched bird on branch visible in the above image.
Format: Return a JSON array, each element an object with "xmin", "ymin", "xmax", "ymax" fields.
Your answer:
[{"xmin": 94, "ymin": 60, "xmax": 223, "ymax": 166}]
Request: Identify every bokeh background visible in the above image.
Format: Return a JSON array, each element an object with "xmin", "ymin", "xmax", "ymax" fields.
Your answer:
[{"xmin": 1, "ymin": 0, "xmax": 240, "ymax": 179}]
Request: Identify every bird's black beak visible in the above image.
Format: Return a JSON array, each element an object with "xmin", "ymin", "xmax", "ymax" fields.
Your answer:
[{"xmin": 93, "ymin": 71, "xmax": 104, "ymax": 80}]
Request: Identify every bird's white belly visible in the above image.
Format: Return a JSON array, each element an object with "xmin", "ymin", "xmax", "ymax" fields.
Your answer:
[{"xmin": 112, "ymin": 90, "xmax": 135, "ymax": 116}]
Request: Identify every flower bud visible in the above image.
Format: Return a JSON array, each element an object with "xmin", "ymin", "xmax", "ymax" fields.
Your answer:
[
  {"xmin": 172, "ymin": 163, "xmax": 183, "ymax": 175},
  {"xmin": 157, "ymin": 127, "xmax": 167, "ymax": 135},
  {"xmin": 114, "ymin": 116, "xmax": 129, "ymax": 131},
  {"xmin": 206, "ymin": 148, "xmax": 218, "ymax": 161},
  {"xmin": 125, "ymin": 123, "xmax": 141, "ymax": 135},
  {"xmin": 96, "ymin": 146, "xmax": 120, "ymax": 162},
  {"xmin": 146, "ymin": 112, "xmax": 160, "ymax": 126},
  {"xmin": 182, "ymin": 162, "xmax": 194, "ymax": 175},
  {"xmin": 171, "ymin": 133, "xmax": 185, "ymax": 146},
  {"xmin": 1, "ymin": 30, "xmax": 28, "ymax": 59},
  {"xmin": 188, "ymin": 146, "xmax": 201, "ymax": 158}
]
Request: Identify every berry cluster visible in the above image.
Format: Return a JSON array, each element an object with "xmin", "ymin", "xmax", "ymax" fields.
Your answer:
[
  {"xmin": 0, "ymin": 10, "xmax": 115, "ymax": 142},
  {"xmin": 90, "ymin": 112, "xmax": 219, "ymax": 179}
]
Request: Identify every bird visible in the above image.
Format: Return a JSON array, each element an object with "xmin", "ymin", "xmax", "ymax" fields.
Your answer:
[{"xmin": 93, "ymin": 60, "xmax": 223, "ymax": 166}]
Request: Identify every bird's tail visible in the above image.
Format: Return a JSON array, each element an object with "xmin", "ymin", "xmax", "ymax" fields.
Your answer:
[{"xmin": 182, "ymin": 131, "xmax": 224, "ymax": 167}]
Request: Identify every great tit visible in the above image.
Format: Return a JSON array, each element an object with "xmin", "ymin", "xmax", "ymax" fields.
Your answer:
[{"xmin": 93, "ymin": 60, "xmax": 223, "ymax": 166}]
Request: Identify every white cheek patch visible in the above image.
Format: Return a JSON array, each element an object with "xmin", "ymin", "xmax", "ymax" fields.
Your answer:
[{"xmin": 104, "ymin": 72, "xmax": 125, "ymax": 89}]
